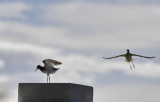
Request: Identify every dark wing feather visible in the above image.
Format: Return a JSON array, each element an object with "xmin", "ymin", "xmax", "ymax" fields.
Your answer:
[
  {"xmin": 102, "ymin": 54, "xmax": 126, "ymax": 59},
  {"xmin": 46, "ymin": 59, "xmax": 62, "ymax": 65},
  {"xmin": 43, "ymin": 59, "xmax": 62, "ymax": 68},
  {"xmin": 132, "ymin": 54, "xmax": 155, "ymax": 58}
]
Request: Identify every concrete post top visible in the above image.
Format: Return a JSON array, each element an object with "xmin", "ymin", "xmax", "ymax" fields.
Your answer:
[
  {"xmin": 19, "ymin": 83, "xmax": 93, "ymax": 87},
  {"xmin": 18, "ymin": 83, "xmax": 93, "ymax": 90},
  {"xmin": 18, "ymin": 83, "xmax": 93, "ymax": 102}
]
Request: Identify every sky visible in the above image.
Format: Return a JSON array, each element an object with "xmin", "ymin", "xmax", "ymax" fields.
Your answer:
[{"xmin": 0, "ymin": 0, "xmax": 160, "ymax": 102}]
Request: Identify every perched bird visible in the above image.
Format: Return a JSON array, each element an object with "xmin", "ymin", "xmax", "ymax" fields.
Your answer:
[
  {"xmin": 102, "ymin": 49, "xmax": 155, "ymax": 70},
  {"xmin": 35, "ymin": 59, "xmax": 62, "ymax": 83}
]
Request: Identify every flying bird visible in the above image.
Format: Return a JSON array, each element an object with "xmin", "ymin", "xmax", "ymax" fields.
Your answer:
[
  {"xmin": 102, "ymin": 49, "xmax": 155, "ymax": 70},
  {"xmin": 35, "ymin": 59, "xmax": 62, "ymax": 83}
]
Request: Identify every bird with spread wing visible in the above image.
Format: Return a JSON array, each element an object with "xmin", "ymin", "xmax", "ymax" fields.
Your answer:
[
  {"xmin": 35, "ymin": 59, "xmax": 62, "ymax": 83},
  {"xmin": 102, "ymin": 49, "xmax": 155, "ymax": 70}
]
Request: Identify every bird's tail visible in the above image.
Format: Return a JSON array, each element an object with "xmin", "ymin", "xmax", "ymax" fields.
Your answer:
[{"xmin": 55, "ymin": 68, "xmax": 60, "ymax": 70}]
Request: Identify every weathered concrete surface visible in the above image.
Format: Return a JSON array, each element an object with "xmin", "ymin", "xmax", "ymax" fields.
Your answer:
[{"xmin": 18, "ymin": 83, "xmax": 93, "ymax": 102}]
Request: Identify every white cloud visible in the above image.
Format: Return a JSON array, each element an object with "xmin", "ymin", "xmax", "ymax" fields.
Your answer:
[
  {"xmin": 0, "ymin": 41, "xmax": 61, "ymax": 58},
  {"xmin": 0, "ymin": 2, "xmax": 159, "ymax": 51},
  {"xmin": 0, "ymin": 21, "xmax": 71, "ymax": 48},
  {"xmin": 4, "ymin": 89, "xmax": 17, "ymax": 102},
  {"xmin": 0, "ymin": 19, "xmax": 158, "ymax": 51},
  {"xmin": 95, "ymin": 83, "xmax": 160, "ymax": 102},
  {"xmin": 43, "ymin": 3, "xmax": 160, "ymax": 29},
  {"xmin": 0, "ymin": 76, "xmax": 8, "ymax": 83},
  {"xmin": 0, "ymin": 2, "xmax": 32, "ymax": 19},
  {"xmin": 0, "ymin": 59, "xmax": 5, "ymax": 69},
  {"xmin": 40, "ymin": 2, "xmax": 160, "ymax": 49}
]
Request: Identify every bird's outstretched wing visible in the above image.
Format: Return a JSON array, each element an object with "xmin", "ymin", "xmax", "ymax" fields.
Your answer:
[
  {"xmin": 131, "ymin": 54, "xmax": 155, "ymax": 58},
  {"xmin": 102, "ymin": 54, "xmax": 126, "ymax": 59},
  {"xmin": 43, "ymin": 59, "xmax": 62, "ymax": 68}
]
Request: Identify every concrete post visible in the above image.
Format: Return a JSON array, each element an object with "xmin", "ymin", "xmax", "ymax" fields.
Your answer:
[{"xmin": 18, "ymin": 83, "xmax": 93, "ymax": 102}]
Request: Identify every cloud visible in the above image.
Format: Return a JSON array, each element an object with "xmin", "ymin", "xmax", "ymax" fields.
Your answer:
[
  {"xmin": 0, "ymin": 60, "xmax": 5, "ymax": 69},
  {"xmin": 0, "ymin": 2, "xmax": 32, "ymax": 20},
  {"xmin": 0, "ymin": 21, "xmax": 71, "ymax": 48},
  {"xmin": 3, "ymin": 89, "xmax": 17, "ymax": 102},
  {"xmin": 94, "ymin": 83, "xmax": 160, "ymax": 102},
  {"xmin": 39, "ymin": 2, "xmax": 160, "ymax": 50},
  {"xmin": 42, "ymin": 3, "xmax": 160, "ymax": 29},
  {"xmin": 0, "ymin": 60, "xmax": 5, "ymax": 68},
  {"xmin": 0, "ymin": 1, "xmax": 160, "ymax": 51},
  {"xmin": 0, "ymin": 2, "xmax": 159, "ymax": 51},
  {"xmin": 0, "ymin": 19, "xmax": 158, "ymax": 51},
  {"xmin": 0, "ymin": 41, "xmax": 60, "ymax": 56}
]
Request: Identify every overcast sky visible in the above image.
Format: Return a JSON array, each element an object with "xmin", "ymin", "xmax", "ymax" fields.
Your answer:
[{"xmin": 0, "ymin": 0, "xmax": 160, "ymax": 102}]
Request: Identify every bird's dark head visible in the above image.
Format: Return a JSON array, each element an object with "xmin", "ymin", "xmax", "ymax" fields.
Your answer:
[
  {"xmin": 37, "ymin": 65, "xmax": 42, "ymax": 69},
  {"xmin": 127, "ymin": 49, "xmax": 129, "ymax": 52},
  {"xmin": 35, "ymin": 65, "xmax": 42, "ymax": 72}
]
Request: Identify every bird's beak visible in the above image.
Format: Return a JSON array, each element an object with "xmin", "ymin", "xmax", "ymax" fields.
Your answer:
[{"xmin": 34, "ymin": 68, "xmax": 38, "ymax": 72}]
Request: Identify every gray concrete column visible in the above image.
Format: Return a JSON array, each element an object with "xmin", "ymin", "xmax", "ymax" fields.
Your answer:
[{"xmin": 18, "ymin": 83, "xmax": 93, "ymax": 102}]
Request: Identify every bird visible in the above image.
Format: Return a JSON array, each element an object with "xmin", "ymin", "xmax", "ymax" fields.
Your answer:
[
  {"xmin": 102, "ymin": 49, "xmax": 155, "ymax": 70},
  {"xmin": 35, "ymin": 59, "xmax": 62, "ymax": 83}
]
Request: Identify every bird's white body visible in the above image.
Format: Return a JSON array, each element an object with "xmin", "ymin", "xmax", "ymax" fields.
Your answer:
[{"xmin": 41, "ymin": 67, "xmax": 59, "ymax": 74}]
